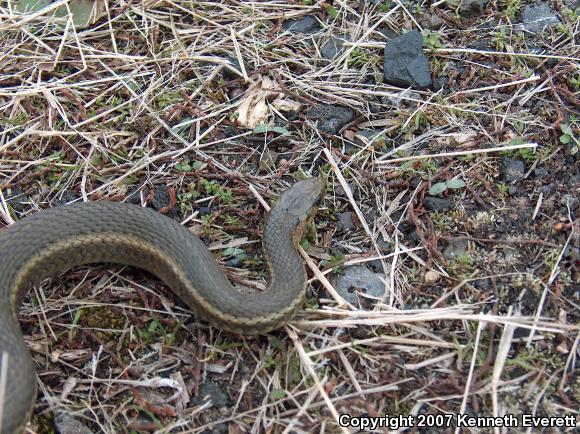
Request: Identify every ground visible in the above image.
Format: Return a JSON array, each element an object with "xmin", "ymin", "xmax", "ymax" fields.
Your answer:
[{"xmin": 0, "ymin": 1, "xmax": 578, "ymax": 433}]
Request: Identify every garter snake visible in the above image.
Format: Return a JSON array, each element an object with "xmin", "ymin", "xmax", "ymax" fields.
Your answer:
[{"xmin": 0, "ymin": 177, "xmax": 325, "ymax": 434}]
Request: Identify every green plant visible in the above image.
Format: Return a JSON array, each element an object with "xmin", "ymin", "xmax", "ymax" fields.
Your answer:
[
  {"xmin": 200, "ymin": 178, "xmax": 233, "ymax": 203},
  {"xmin": 569, "ymin": 74, "xmax": 580, "ymax": 90},
  {"xmin": 501, "ymin": 0, "xmax": 522, "ymax": 19},
  {"xmin": 347, "ymin": 47, "xmax": 369, "ymax": 68},
  {"xmin": 423, "ymin": 31, "xmax": 444, "ymax": 52},
  {"xmin": 429, "ymin": 178, "xmax": 466, "ymax": 196},
  {"xmin": 327, "ymin": 5, "xmax": 339, "ymax": 18},
  {"xmin": 491, "ymin": 26, "xmax": 508, "ymax": 51},
  {"xmin": 560, "ymin": 123, "xmax": 578, "ymax": 148},
  {"xmin": 447, "ymin": 252, "xmax": 474, "ymax": 276}
]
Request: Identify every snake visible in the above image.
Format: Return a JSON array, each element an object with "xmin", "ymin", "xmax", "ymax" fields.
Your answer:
[{"xmin": 0, "ymin": 177, "xmax": 325, "ymax": 434}]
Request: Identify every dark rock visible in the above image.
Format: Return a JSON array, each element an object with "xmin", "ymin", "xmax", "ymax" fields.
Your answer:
[
  {"xmin": 425, "ymin": 196, "xmax": 452, "ymax": 211},
  {"xmin": 320, "ymin": 36, "xmax": 345, "ymax": 60},
  {"xmin": 383, "ymin": 31, "xmax": 432, "ymax": 89},
  {"xmin": 226, "ymin": 257, "xmax": 241, "ymax": 267},
  {"xmin": 192, "ymin": 381, "xmax": 229, "ymax": 408},
  {"xmin": 152, "ymin": 184, "xmax": 179, "ymax": 217},
  {"xmin": 539, "ymin": 185, "xmax": 551, "ymax": 194},
  {"xmin": 198, "ymin": 206, "xmax": 212, "ymax": 216},
  {"xmin": 52, "ymin": 190, "xmax": 79, "ymax": 207},
  {"xmin": 533, "ymin": 167, "xmax": 547, "ymax": 177},
  {"xmin": 407, "ymin": 230, "xmax": 421, "ymax": 242},
  {"xmin": 332, "ymin": 265, "xmax": 385, "ymax": 306},
  {"xmin": 421, "ymin": 14, "xmax": 444, "ymax": 29},
  {"xmin": 282, "ymin": 16, "xmax": 321, "ymax": 34},
  {"xmin": 432, "ymin": 77, "xmax": 446, "ymax": 91},
  {"xmin": 443, "ymin": 239, "xmax": 469, "ymax": 260},
  {"xmin": 520, "ymin": 3, "xmax": 559, "ymax": 34},
  {"xmin": 410, "ymin": 177, "xmax": 422, "ymax": 188},
  {"xmin": 338, "ymin": 212, "xmax": 355, "ymax": 231},
  {"xmin": 376, "ymin": 236, "xmax": 391, "ymax": 251},
  {"xmin": 126, "ymin": 184, "xmax": 145, "ymax": 204},
  {"xmin": 474, "ymin": 278, "xmax": 491, "ymax": 290},
  {"xmin": 459, "ymin": 0, "xmax": 488, "ymax": 18},
  {"xmin": 5, "ymin": 187, "xmax": 30, "ymax": 212},
  {"xmin": 305, "ymin": 104, "xmax": 356, "ymax": 134},
  {"xmin": 501, "ymin": 158, "xmax": 526, "ymax": 182},
  {"xmin": 508, "ymin": 185, "xmax": 518, "ymax": 195},
  {"xmin": 54, "ymin": 411, "xmax": 95, "ymax": 434},
  {"xmin": 223, "ymin": 56, "xmax": 250, "ymax": 79}
]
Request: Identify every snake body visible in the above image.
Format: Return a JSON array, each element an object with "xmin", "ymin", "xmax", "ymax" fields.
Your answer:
[{"xmin": 0, "ymin": 177, "xmax": 325, "ymax": 434}]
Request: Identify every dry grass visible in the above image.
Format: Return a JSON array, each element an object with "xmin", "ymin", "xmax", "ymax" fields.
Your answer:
[{"xmin": 1, "ymin": 1, "xmax": 579, "ymax": 433}]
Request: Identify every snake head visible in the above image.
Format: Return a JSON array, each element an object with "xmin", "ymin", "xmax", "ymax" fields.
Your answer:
[{"xmin": 278, "ymin": 177, "xmax": 325, "ymax": 224}]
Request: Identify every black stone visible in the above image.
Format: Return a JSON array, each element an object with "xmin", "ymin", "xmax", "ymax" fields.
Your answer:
[
  {"xmin": 383, "ymin": 31, "xmax": 432, "ymax": 89},
  {"xmin": 282, "ymin": 16, "xmax": 321, "ymax": 34},
  {"xmin": 52, "ymin": 190, "xmax": 80, "ymax": 207},
  {"xmin": 501, "ymin": 158, "xmax": 525, "ymax": 182},
  {"xmin": 305, "ymin": 104, "xmax": 357, "ymax": 134},
  {"xmin": 424, "ymin": 196, "xmax": 452, "ymax": 211},
  {"xmin": 5, "ymin": 187, "xmax": 30, "ymax": 212}
]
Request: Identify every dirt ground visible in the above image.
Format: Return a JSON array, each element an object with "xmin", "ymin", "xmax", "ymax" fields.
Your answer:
[{"xmin": 0, "ymin": 1, "xmax": 578, "ymax": 433}]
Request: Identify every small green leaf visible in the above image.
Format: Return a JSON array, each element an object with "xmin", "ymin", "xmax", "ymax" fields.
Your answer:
[
  {"xmin": 271, "ymin": 126, "xmax": 290, "ymax": 135},
  {"xmin": 253, "ymin": 124, "xmax": 269, "ymax": 134},
  {"xmin": 192, "ymin": 161, "xmax": 204, "ymax": 170},
  {"xmin": 560, "ymin": 124, "xmax": 573, "ymax": 136},
  {"xmin": 175, "ymin": 162, "xmax": 192, "ymax": 172},
  {"xmin": 429, "ymin": 182, "xmax": 447, "ymax": 196},
  {"xmin": 223, "ymin": 247, "xmax": 244, "ymax": 257},
  {"xmin": 327, "ymin": 6, "xmax": 339, "ymax": 18},
  {"xmin": 446, "ymin": 178, "xmax": 466, "ymax": 189},
  {"xmin": 560, "ymin": 134, "xmax": 571, "ymax": 144},
  {"xmin": 270, "ymin": 389, "xmax": 287, "ymax": 400},
  {"xmin": 253, "ymin": 125, "xmax": 290, "ymax": 135}
]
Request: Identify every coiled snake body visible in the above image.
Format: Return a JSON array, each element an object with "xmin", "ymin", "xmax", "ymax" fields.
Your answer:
[{"xmin": 0, "ymin": 177, "xmax": 325, "ymax": 434}]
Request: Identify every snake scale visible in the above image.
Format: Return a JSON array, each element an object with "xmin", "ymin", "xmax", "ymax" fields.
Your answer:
[{"xmin": 0, "ymin": 177, "xmax": 325, "ymax": 434}]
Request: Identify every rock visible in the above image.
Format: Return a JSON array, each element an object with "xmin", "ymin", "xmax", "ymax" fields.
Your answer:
[
  {"xmin": 443, "ymin": 239, "xmax": 469, "ymax": 260},
  {"xmin": 54, "ymin": 411, "xmax": 95, "ymax": 434},
  {"xmin": 192, "ymin": 381, "xmax": 229, "ymax": 408},
  {"xmin": 338, "ymin": 212, "xmax": 355, "ymax": 231},
  {"xmin": 198, "ymin": 205, "xmax": 212, "ymax": 216},
  {"xmin": 501, "ymin": 158, "xmax": 525, "ymax": 182},
  {"xmin": 539, "ymin": 185, "xmax": 551, "ymax": 194},
  {"xmin": 259, "ymin": 149, "xmax": 279, "ymax": 172},
  {"xmin": 425, "ymin": 196, "xmax": 452, "ymax": 211},
  {"xmin": 126, "ymin": 185, "xmax": 144, "ymax": 204},
  {"xmin": 474, "ymin": 278, "xmax": 491, "ymax": 290},
  {"xmin": 383, "ymin": 31, "xmax": 432, "ymax": 89},
  {"xmin": 305, "ymin": 104, "xmax": 356, "ymax": 134},
  {"xmin": 332, "ymin": 265, "xmax": 385, "ymax": 305},
  {"xmin": 459, "ymin": 0, "xmax": 488, "ymax": 18},
  {"xmin": 320, "ymin": 35, "xmax": 345, "ymax": 60},
  {"xmin": 421, "ymin": 13, "xmax": 444, "ymax": 29},
  {"xmin": 152, "ymin": 184, "xmax": 179, "ymax": 217},
  {"xmin": 533, "ymin": 167, "xmax": 547, "ymax": 177},
  {"xmin": 52, "ymin": 190, "xmax": 79, "ymax": 207},
  {"xmin": 282, "ymin": 16, "xmax": 321, "ymax": 34},
  {"xmin": 520, "ymin": 3, "xmax": 560, "ymax": 34},
  {"xmin": 5, "ymin": 187, "xmax": 30, "ymax": 212},
  {"xmin": 424, "ymin": 270, "xmax": 441, "ymax": 284}
]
